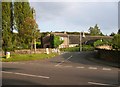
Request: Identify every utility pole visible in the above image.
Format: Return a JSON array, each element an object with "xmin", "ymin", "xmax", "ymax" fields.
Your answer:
[
  {"xmin": 32, "ymin": 8, "xmax": 36, "ymax": 53},
  {"xmin": 80, "ymin": 32, "xmax": 82, "ymax": 52},
  {"xmin": 80, "ymin": 31, "xmax": 85, "ymax": 52},
  {"xmin": 10, "ymin": 0, "xmax": 14, "ymax": 33}
]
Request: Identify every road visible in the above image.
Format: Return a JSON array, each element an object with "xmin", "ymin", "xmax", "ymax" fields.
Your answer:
[{"xmin": 2, "ymin": 51, "xmax": 119, "ymax": 86}]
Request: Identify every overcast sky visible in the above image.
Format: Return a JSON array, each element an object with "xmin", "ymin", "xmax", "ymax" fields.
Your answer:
[{"xmin": 30, "ymin": 0, "xmax": 119, "ymax": 35}]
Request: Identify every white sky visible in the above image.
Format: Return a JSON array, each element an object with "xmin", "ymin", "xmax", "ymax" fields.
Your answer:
[{"xmin": 30, "ymin": 0, "xmax": 119, "ymax": 35}]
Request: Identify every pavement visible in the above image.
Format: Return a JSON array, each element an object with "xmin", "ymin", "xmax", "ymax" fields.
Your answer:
[{"xmin": 2, "ymin": 51, "xmax": 119, "ymax": 86}]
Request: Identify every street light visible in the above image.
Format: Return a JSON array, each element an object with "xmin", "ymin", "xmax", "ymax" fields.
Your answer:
[{"xmin": 79, "ymin": 31, "xmax": 85, "ymax": 52}]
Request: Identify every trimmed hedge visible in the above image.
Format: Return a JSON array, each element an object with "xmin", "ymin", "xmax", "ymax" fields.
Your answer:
[
  {"xmin": 96, "ymin": 48, "xmax": 120, "ymax": 63},
  {"xmin": 60, "ymin": 45, "xmax": 94, "ymax": 52}
]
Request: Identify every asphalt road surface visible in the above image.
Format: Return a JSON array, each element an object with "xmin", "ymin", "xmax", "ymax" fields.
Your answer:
[{"xmin": 2, "ymin": 51, "xmax": 119, "ymax": 86}]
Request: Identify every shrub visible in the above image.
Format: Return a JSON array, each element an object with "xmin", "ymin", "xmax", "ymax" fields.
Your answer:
[
  {"xmin": 94, "ymin": 40, "xmax": 104, "ymax": 47},
  {"xmin": 60, "ymin": 47, "xmax": 79, "ymax": 52},
  {"xmin": 82, "ymin": 45, "xmax": 95, "ymax": 51},
  {"xmin": 93, "ymin": 39, "xmax": 112, "ymax": 47},
  {"xmin": 60, "ymin": 45, "xmax": 94, "ymax": 52},
  {"xmin": 112, "ymin": 34, "xmax": 120, "ymax": 49},
  {"xmin": 36, "ymin": 42, "xmax": 41, "ymax": 48}
]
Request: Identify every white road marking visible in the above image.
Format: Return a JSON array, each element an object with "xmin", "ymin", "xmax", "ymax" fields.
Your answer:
[
  {"xmin": 55, "ymin": 55, "xmax": 72, "ymax": 66},
  {"xmin": 76, "ymin": 66, "xmax": 85, "ymax": 69},
  {"xmin": 2, "ymin": 71, "xmax": 50, "ymax": 79},
  {"xmin": 88, "ymin": 67, "xmax": 97, "ymax": 70},
  {"xmin": 102, "ymin": 68, "xmax": 111, "ymax": 71},
  {"xmin": 88, "ymin": 82, "xmax": 112, "ymax": 86}
]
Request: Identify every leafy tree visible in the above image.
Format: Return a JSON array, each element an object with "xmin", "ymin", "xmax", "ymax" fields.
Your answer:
[
  {"xmin": 94, "ymin": 39, "xmax": 112, "ymax": 47},
  {"xmin": 51, "ymin": 35, "xmax": 64, "ymax": 48},
  {"xmin": 14, "ymin": 2, "xmax": 40, "ymax": 49},
  {"xmin": 2, "ymin": 1, "xmax": 40, "ymax": 52},
  {"xmin": 2, "ymin": 2, "xmax": 13, "ymax": 52},
  {"xmin": 110, "ymin": 32, "xmax": 116, "ymax": 36},
  {"xmin": 89, "ymin": 24, "xmax": 103, "ymax": 36},
  {"xmin": 20, "ymin": 17, "xmax": 40, "ymax": 49},
  {"xmin": 0, "ymin": 3, "xmax": 1, "ymax": 50},
  {"xmin": 14, "ymin": 2, "xmax": 33, "ymax": 47},
  {"xmin": 112, "ymin": 34, "xmax": 120, "ymax": 49}
]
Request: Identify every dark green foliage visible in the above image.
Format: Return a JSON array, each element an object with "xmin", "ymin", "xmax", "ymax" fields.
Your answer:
[
  {"xmin": 60, "ymin": 47, "xmax": 79, "ymax": 52},
  {"xmin": 82, "ymin": 45, "xmax": 95, "ymax": 51},
  {"xmin": 94, "ymin": 39, "xmax": 112, "ymax": 47},
  {"xmin": 50, "ymin": 34, "xmax": 54, "ymax": 48},
  {"xmin": 36, "ymin": 42, "xmax": 41, "ymax": 48},
  {"xmin": 89, "ymin": 24, "xmax": 103, "ymax": 36},
  {"xmin": 112, "ymin": 34, "xmax": 120, "ymax": 49},
  {"xmin": 54, "ymin": 36, "xmax": 63, "ymax": 48},
  {"xmin": 2, "ymin": 2, "xmax": 40, "ymax": 52},
  {"xmin": 2, "ymin": 2, "xmax": 13, "ymax": 52},
  {"xmin": 60, "ymin": 45, "xmax": 94, "ymax": 52},
  {"xmin": 110, "ymin": 32, "xmax": 116, "ymax": 36},
  {"xmin": 0, "ymin": 3, "xmax": 1, "ymax": 51},
  {"xmin": 94, "ymin": 40, "xmax": 104, "ymax": 47},
  {"xmin": 51, "ymin": 35, "xmax": 64, "ymax": 48},
  {"xmin": 14, "ymin": 2, "xmax": 34, "ymax": 49}
]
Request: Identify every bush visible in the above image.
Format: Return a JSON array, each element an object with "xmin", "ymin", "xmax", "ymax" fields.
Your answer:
[
  {"xmin": 60, "ymin": 47, "xmax": 79, "ymax": 52},
  {"xmin": 60, "ymin": 45, "xmax": 94, "ymax": 52},
  {"xmin": 36, "ymin": 42, "xmax": 41, "ymax": 48},
  {"xmin": 94, "ymin": 39, "xmax": 112, "ymax": 47},
  {"xmin": 94, "ymin": 40, "xmax": 104, "ymax": 47},
  {"xmin": 82, "ymin": 45, "xmax": 95, "ymax": 51},
  {"xmin": 112, "ymin": 34, "xmax": 120, "ymax": 49}
]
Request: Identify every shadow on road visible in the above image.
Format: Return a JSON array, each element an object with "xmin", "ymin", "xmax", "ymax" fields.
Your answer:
[
  {"xmin": 61, "ymin": 51, "xmax": 119, "ymax": 68},
  {"xmin": 2, "ymin": 78, "xmax": 40, "ymax": 85},
  {"xmin": 2, "ymin": 67, "xmax": 21, "ymax": 72}
]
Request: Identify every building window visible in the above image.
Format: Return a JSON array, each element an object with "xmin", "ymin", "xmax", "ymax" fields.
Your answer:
[{"xmin": 60, "ymin": 37, "xmax": 64, "ymax": 41}]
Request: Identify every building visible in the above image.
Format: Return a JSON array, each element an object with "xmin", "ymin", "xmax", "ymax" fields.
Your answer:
[{"xmin": 41, "ymin": 32, "xmax": 113, "ymax": 48}]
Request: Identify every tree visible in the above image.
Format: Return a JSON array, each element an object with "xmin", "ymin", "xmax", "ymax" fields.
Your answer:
[
  {"xmin": 89, "ymin": 24, "xmax": 103, "ymax": 36},
  {"xmin": 2, "ymin": 1, "xmax": 40, "ymax": 52},
  {"xmin": 0, "ymin": 3, "xmax": 1, "ymax": 50},
  {"xmin": 14, "ymin": 2, "xmax": 39, "ymax": 49},
  {"xmin": 2, "ymin": 2, "xmax": 13, "ymax": 52},
  {"xmin": 110, "ymin": 32, "xmax": 116, "ymax": 36},
  {"xmin": 51, "ymin": 35, "xmax": 64, "ymax": 48},
  {"xmin": 20, "ymin": 17, "xmax": 40, "ymax": 49},
  {"xmin": 112, "ymin": 34, "xmax": 120, "ymax": 50}
]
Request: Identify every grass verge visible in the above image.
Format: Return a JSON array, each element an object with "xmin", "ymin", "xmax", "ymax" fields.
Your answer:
[{"xmin": 1, "ymin": 53, "xmax": 58, "ymax": 62}]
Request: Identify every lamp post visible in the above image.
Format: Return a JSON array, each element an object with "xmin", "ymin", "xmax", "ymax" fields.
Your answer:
[
  {"xmin": 32, "ymin": 8, "xmax": 36, "ymax": 53},
  {"xmin": 79, "ymin": 31, "xmax": 85, "ymax": 52},
  {"xmin": 80, "ymin": 32, "xmax": 82, "ymax": 52}
]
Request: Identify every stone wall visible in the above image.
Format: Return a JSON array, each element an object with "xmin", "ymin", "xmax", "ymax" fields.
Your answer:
[
  {"xmin": 11, "ymin": 48, "xmax": 53, "ymax": 54},
  {"xmin": 96, "ymin": 48, "xmax": 120, "ymax": 63}
]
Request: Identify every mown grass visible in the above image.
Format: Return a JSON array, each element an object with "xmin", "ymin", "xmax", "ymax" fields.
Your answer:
[{"xmin": 1, "ymin": 53, "xmax": 58, "ymax": 62}]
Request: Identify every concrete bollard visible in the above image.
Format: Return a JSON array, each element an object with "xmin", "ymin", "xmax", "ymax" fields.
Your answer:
[
  {"xmin": 6, "ymin": 52, "xmax": 10, "ymax": 58},
  {"xmin": 46, "ymin": 48, "xmax": 49, "ymax": 54}
]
